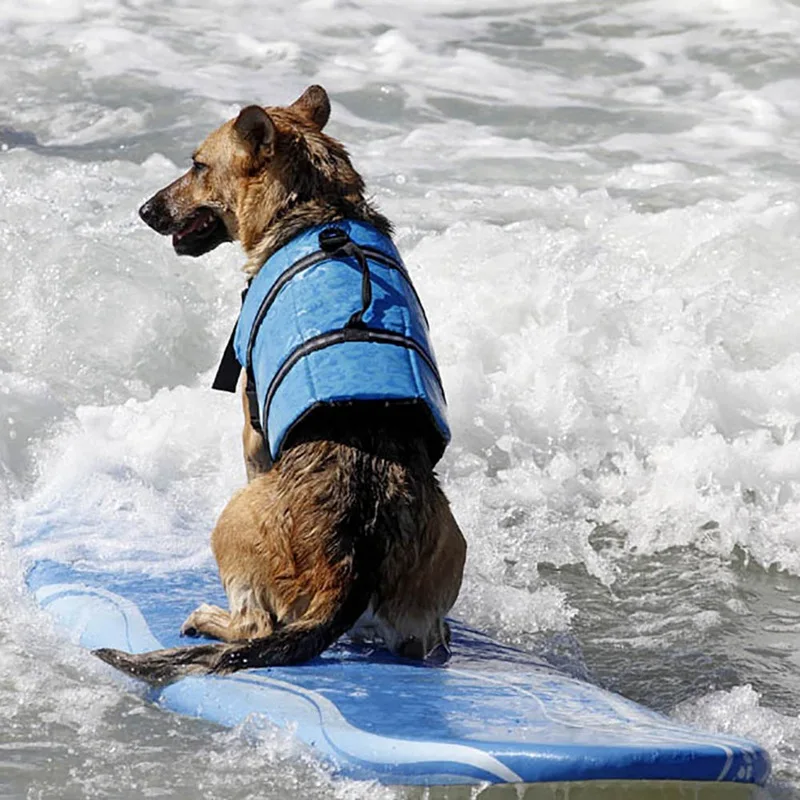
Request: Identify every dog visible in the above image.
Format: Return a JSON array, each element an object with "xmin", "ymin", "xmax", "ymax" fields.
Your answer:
[{"xmin": 94, "ymin": 86, "xmax": 466, "ymax": 684}]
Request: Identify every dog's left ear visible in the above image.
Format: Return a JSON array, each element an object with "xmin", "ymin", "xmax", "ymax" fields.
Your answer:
[
  {"xmin": 234, "ymin": 105, "xmax": 276, "ymax": 163},
  {"xmin": 290, "ymin": 85, "xmax": 331, "ymax": 130}
]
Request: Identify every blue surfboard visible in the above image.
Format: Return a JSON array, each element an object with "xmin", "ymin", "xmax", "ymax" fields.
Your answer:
[{"xmin": 23, "ymin": 557, "xmax": 770, "ymax": 792}]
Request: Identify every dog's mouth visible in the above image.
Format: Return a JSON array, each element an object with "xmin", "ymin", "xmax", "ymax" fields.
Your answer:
[{"xmin": 172, "ymin": 207, "xmax": 231, "ymax": 257}]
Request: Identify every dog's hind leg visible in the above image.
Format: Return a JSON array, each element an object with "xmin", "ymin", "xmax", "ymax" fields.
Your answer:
[
  {"xmin": 179, "ymin": 469, "xmax": 286, "ymax": 644},
  {"xmin": 377, "ymin": 483, "xmax": 466, "ymax": 660},
  {"xmin": 180, "ymin": 598, "xmax": 274, "ymax": 642},
  {"xmin": 180, "ymin": 603, "xmax": 230, "ymax": 638}
]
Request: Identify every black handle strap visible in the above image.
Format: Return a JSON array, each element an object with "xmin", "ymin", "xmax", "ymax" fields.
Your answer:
[{"xmin": 318, "ymin": 227, "xmax": 372, "ymax": 329}]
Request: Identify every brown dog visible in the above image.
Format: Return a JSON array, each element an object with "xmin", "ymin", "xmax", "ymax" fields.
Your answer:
[{"xmin": 94, "ymin": 86, "xmax": 466, "ymax": 684}]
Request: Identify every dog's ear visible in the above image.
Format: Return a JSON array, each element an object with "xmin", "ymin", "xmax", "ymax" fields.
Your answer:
[
  {"xmin": 290, "ymin": 85, "xmax": 331, "ymax": 130},
  {"xmin": 233, "ymin": 105, "xmax": 276, "ymax": 162}
]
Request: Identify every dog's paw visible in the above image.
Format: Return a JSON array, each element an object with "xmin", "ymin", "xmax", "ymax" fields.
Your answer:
[
  {"xmin": 397, "ymin": 636, "xmax": 426, "ymax": 660},
  {"xmin": 180, "ymin": 614, "xmax": 200, "ymax": 636},
  {"xmin": 180, "ymin": 607, "xmax": 207, "ymax": 637},
  {"xmin": 180, "ymin": 603, "xmax": 228, "ymax": 637},
  {"xmin": 425, "ymin": 641, "xmax": 452, "ymax": 666}
]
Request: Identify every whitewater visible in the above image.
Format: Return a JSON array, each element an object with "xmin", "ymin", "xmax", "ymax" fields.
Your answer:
[{"xmin": 2, "ymin": 0, "xmax": 800, "ymax": 796}]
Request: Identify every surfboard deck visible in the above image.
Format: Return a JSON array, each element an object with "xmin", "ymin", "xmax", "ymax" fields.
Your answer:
[{"xmin": 25, "ymin": 559, "xmax": 770, "ymax": 791}]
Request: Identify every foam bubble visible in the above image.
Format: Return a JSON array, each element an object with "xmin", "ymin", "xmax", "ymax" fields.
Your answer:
[
  {"xmin": 14, "ymin": 385, "xmax": 244, "ymax": 574},
  {"xmin": 674, "ymin": 685, "xmax": 800, "ymax": 787}
]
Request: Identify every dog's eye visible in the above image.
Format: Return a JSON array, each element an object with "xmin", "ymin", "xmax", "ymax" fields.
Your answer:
[{"xmin": 192, "ymin": 159, "xmax": 208, "ymax": 173}]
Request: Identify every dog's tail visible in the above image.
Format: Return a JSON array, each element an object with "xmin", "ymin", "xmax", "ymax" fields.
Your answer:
[{"xmin": 93, "ymin": 548, "xmax": 377, "ymax": 686}]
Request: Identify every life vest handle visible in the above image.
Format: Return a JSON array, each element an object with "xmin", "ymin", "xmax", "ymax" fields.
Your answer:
[{"xmin": 318, "ymin": 228, "xmax": 373, "ymax": 329}]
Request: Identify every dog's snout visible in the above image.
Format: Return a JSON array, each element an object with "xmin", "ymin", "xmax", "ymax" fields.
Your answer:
[
  {"xmin": 138, "ymin": 197, "xmax": 155, "ymax": 224},
  {"xmin": 138, "ymin": 194, "xmax": 173, "ymax": 235}
]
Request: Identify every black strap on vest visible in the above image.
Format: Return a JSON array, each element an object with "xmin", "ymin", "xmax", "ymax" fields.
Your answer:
[
  {"xmin": 262, "ymin": 326, "xmax": 444, "ymax": 431},
  {"xmin": 212, "ymin": 226, "xmax": 436, "ymax": 464},
  {"xmin": 318, "ymin": 227, "xmax": 372, "ymax": 329},
  {"xmin": 211, "ymin": 285, "xmax": 250, "ymax": 393}
]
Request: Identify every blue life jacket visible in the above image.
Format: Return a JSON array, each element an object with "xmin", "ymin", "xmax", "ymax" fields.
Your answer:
[{"xmin": 212, "ymin": 220, "xmax": 450, "ymax": 467}]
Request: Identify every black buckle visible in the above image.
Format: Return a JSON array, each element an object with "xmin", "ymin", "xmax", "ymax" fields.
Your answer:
[{"xmin": 318, "ymin": 226, "xmax": 350, "ymax": 253}]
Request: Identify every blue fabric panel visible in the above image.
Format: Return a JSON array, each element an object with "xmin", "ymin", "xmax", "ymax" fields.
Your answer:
[{"xmin": 268, "ymin": 342, "xmax": 448, "ymax": 462}]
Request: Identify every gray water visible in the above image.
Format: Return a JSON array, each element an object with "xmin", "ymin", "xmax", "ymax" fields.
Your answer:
[{"xmin": 2, "ymin": 0, "xmax": 800, "ymax": 797}]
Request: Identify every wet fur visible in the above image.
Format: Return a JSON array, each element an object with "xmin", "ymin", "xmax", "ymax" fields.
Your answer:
[{"xmin": 95, "ymin": 86, "xmax": 466, "ymax": 685}]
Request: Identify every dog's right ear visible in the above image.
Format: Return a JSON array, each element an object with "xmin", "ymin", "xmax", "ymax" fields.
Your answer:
[
  {"xmin": 290, "ymin": 85, "xmax": 331, "ymax": 130},
  {"xmin": 233, "ymin": 106, "xmax": 275, "ymax": 163}
]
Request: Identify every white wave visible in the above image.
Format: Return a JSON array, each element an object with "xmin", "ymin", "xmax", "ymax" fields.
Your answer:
[{"xmin": 674, "ymin": 685, "xmax": 800, "ymax": 786}]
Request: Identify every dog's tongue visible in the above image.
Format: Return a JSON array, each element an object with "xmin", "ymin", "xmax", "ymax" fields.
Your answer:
[{"xmin": 173, "ymin": 210, "xmax": 213, "ymax": 243}]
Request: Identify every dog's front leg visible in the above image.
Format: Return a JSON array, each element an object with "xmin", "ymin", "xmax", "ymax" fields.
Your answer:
[{"xmin": 240, "ymin": 373, "xmax": 272, "ymax": 481}]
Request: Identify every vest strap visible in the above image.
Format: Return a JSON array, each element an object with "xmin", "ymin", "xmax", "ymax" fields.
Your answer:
[
  {"xmin": 260, "ymin": 326, "xmax": 445, "ymax": 454},
  {"xmin": 319, "ymin": 228, "xmax": 373, "ymax": 329},
  {"xmin": 211, "ymin": 325, "xmax": 241, "ymax": 393},
  {"xmin": 211, "ymin": 285, "xmax": 250, "ymax": 393}
]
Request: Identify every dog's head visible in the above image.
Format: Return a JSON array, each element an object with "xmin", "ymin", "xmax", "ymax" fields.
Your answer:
[{"xmin": 139, "ymin": 85, "xmax": 366, "ymax": 259}]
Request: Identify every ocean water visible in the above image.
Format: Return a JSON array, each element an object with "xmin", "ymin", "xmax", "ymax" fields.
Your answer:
[{"xmin": 2, "ymin": 0, "xmax": 800, "ymax": 796}]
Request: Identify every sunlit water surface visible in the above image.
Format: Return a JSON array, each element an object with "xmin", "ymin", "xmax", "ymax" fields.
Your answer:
[{"xmin": 2, "ymin": 0, "xmax": 800, "ymax": 797}]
